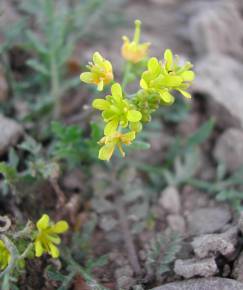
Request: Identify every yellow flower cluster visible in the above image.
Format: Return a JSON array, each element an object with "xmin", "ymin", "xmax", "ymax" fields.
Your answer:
[
  {"xmin": 0, "ymin": 215, "xmax": 69, "ymax": 271},
  {"xmin": 34, "ymin": 214, "xmax": 69, "ymax": 258},
  {"xmin": 80, "ymin": 52, "xmax": 113, "ymax": 91},
  {"xmin": 80, "ymin": 20, "xmax": 195, "ymax": 161},
  {"xmin": 0, "ymin": 240, "xmax": 11, "ymax": 270}
]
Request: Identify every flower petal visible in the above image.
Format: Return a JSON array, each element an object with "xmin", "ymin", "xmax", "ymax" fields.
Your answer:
[
  {"xmin": 178, "ymin": 89, "xmax": 192, "ymax": 99},
  {"xmin": 148, "ymin": 57, "xmax": 159, "ymax": 71},
  {"xmin": 80, "ymin": 72, "xmax": 93, "ymax": 84},
  {"xmin": 111, "ymin": 83, "xmax": 122, "ymax": 99},
  {"xmin": 97, "ymin": 80, "xmax": 104, "ymax": 91},
  {"xmin": 164, "ymin": 49, "xmax": 173, "ymax": 71},
  {"xmin": 160, "ymin": 91, "xmax": 175, "ymax": 105},
  {"xmin": 140, "ymin": 78, "xmax": 148, "ymax": 90},
  {"xmin": 37, "ymin": 214, "xmax": 49, "ymax": 231},
  {"xmin": 93, "ymin": 52, "xmax": 103, "ymax": 65},
  {"xmin": 98, "ymin": 143, "xmax": 115, "ymax": 161},
  {"xmin": 49, "ymin": 243, "xmax": 60, "ymax": 258},
  {"xmin": 92, "ymin": 99, "xmax": 110, "ymax": 110},
  {"xmin": 48, "ymin": 235, "xmax": 61, "ymax": 245},
  {"xmin": 180, "ymin": 71, "xmax": 195, "ymax": 81},
  {"xmin": 120, "ymin": 131, "xmax": 136, "ymax": 144},
  {"xmin": 127, "ymin": 110, "xmax": 142, "ymax": 122},
  {"xmin": 104, "ymin": 119, "xmax": 119, "ymax": 136},
  {"xmin": 35, "ymin": 240, "xmax": 44, "ymax": 257},
  {"xmin": 52, "ymin": 221, "xmax": 69, "ymax": 234}
]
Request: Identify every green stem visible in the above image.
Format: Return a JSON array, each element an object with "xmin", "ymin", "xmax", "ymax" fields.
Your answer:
[
  {"xmin": 51, "ymin": 48, "xmax": 60, "ymax": 119},
  {"xmin": 19, "ymin": 243, "xmax": 33, "ymax": 259},
  {"xmin": 122, "ymin": 62, "xmax": 132, "ymax": 91},
  {"xmin": 46, "ymin": 0, "xmax": 61, "ymax": 119}
]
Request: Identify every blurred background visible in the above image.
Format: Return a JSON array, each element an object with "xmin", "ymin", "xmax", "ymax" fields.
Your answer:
[{"xmin": 1, "ymin": 0, "xmax": 243, "ymax": 289}]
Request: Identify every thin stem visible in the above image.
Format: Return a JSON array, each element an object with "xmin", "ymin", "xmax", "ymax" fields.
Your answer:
[
  {"xmin": 46, "ymin": 0, "xmax": 61, "ymax": 119},
  {"xmin": 134, "ymin": 20, "xmax": 141, "ymax": 44},
  {"xmin": 49, "ymin": 178, "xmax": 66, "ymax": 210},
  {"xmin": 51, "ymin": 52, "xmax": 61, "ymax": 119},
  {"xmin": 19, "ymin": 243, "xmax": 33, "ymax": 260},
  {"xmin": 122, "ymin": 62, "xmax": 132, "ymax": 91},
  {"xmin": 115, "ymin": 195, "xmax": 142, "ymax": 275},
  {"xmin": 110, "ymin": 168, "xmax": 142, "ymax": 276}
]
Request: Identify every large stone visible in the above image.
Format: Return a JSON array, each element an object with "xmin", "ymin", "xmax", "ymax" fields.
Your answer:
[
  {"xmin": 192, "ymin": 55, "xmax": 243, "ymax": 129},
  {"xmin": 174, "ymin": 258, "xmax": 218, "ymax": 278},
  {"xmin": 188, "ymin": 1, "xmax": 243, "ymax": 60},
  {"xmin": 151, "ymin": 278, "xmax": 243, "ymax": 290},
  {"xmin": 238, "ymin": 212, "xmax": 243, "ymax": 235},
  {"xmin": 0, "ymin": 115, "xmax": 23, "ymax": 155},
  {"xmin": 213, "ymin": 129, "xmax": 243, "ymax": 173},
  {"xmin": 187, "ymin": 207, "xmax": 231, "ymax": 235},
  {"xmin": 191, "ymin": 227, "xmax": 238, "ymax": 259},
  {"xmin": 233, "ymin": 251, "xmax": 243, "ymax": 282}
]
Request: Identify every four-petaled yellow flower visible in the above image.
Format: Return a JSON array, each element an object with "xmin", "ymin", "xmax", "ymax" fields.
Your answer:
[
  {"xmin": 98, "ymin": 131, "xmax": 136, "ymax": 161},
  {"xmin": 121, "ymin": 20, "xmax": 150, "ymax": 64},
  {"xmin": 34, "ymin": 214, "xmax": 69, "ymax": 258},
  {"xmin": 140, "ymin": 49, "xmax": 195, "ymax": 104},
  {"xmin": 92, "ymin": 83, "xmax": 142, "ymax": 135},
  {"xmin": 0, "ymin": 240, "xmax": 11, "ymax": 270},
  {"xmin": 80, "ymin": 52, "xmax": 113, "ymax": 91}
]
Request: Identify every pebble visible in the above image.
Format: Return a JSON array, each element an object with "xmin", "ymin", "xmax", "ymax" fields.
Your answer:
[
  {"xmin": 0, "ymin": 115, "xmax": 23, "ymax": 155},
  {"xmin": 187, "ymin": 207, "xmax": 231, "ymax": 235},
  {"xmin": 151, "ymin": 278, "xmax": 243, "ymax": 290},
  {"xmin": 174, "ymin": 258, "xmax": 218, "ymax": 278},
  {"xmin": 213, "ymin": 129, "xmax": 243, "ymax": 173},
  {"xmin": 159, "ymin": 186, "xmax": 181, "ymax": 214}
]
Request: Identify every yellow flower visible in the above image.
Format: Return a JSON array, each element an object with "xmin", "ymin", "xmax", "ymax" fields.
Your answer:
[
  {"xmin": 0, "ymin": 240, "xmax": 11, "ymax": 270},
  {"xmin": 121, "ymin": 20, "xmax": 150, "ymax": 63},
  {"xmin": 92, "ymin": 83, "xmax": 142, "ymax": 135},
  {"xmin": 34, "ymin": 214, "xmax": 69, "ymax": 258},
  {"xmin": 80, "ymin": 52, "xmax": 113, "ymax": 91},
  {"xmin": 140, "ymin": 50, "xmax": 195, "ymax": 104},
  {"xmin": 98, "ymin": 131, "xmax": 136, "ymax": 161}
]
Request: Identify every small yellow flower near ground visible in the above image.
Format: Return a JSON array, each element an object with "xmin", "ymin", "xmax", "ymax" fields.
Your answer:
[
  {"xmin": 34, "ymin": 214, "xmax": 69, "ymax": 258},
  {"xmin": 0, "ymin": 240, "xmax": 11, "ymax": 270},
  {"xmin": 121, "ymin": 20, "xmax": 150, "ymax": 63},
  {"xmin": 80, "ymin": 52, "xmax": 113, "ymax": 91},
  {"xmin": 98, "ymin": 131, "xmax": 136, "ymax": 161}
]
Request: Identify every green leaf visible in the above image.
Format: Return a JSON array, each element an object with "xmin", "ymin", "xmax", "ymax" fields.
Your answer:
[
  {"xmin": 18, "ymin": 136, "xmax": 42, "ymax": 156},
  {"xmin": 26, "ymin": 59, "xmax": 50, "ymax": 76},
  {"xmin": 0, "ymin": 163, "xmax": 17, "ymax": 183},
  {"xmin": 129, "ymin": 141, "xmax": 151, "ymax": 150},
  {"xmin": 186, "ymin": 118, "xmax": 215, "ymax": 148},
  {"xmin": 26, "ymin": 30, "xmax": 48, "ymax": 54}
]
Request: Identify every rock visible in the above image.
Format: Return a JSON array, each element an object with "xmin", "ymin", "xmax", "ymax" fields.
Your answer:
[
  {"xmin": 191, "ymin": 227, "xmax": 238, "ymax": 259},
  {"xmin": 167, "ymin": 214, "xmax": 186, "ymax": 234},
  {"xmin": 174, "ymin": 258, "xmax": 218, "ymax": 278},
  {"xmin": 238, "ymin": 212, "xmax": 243, "ymax": 235},
  {"xmin": 115, "ymin": 265, "xmax": 134, "ymax": 290},
  {"xmin": 159, "ymin": 186, "xmax": 181, "ymax": 214},
  {"xmin": 99, "ymin": 215, "xmax": 118, "ymax": 232},
  {"xmin": 213, "ymin": 129, "xmax": 243, "ymax": 173},
  {"xmin": 188, "ymin": 1, "xmax": 243, "ymax": 60},
  {"xmin": 232, "ymin": 251, "xmax": 243, "ymax": 282},
  {"xmin": 193, "ymin": 55, "xmax": 243, "ymax": 129},
  {"xmin": 151, "ymin": 278, "xmax": 243, "ymax": 290},
  {"xmin": 187, "ymin": 207, "xmax": 231, "ymax": 235},
  {"xmin": 0, "ymin": 115, "xmax": 23, "ymax": 155}
]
